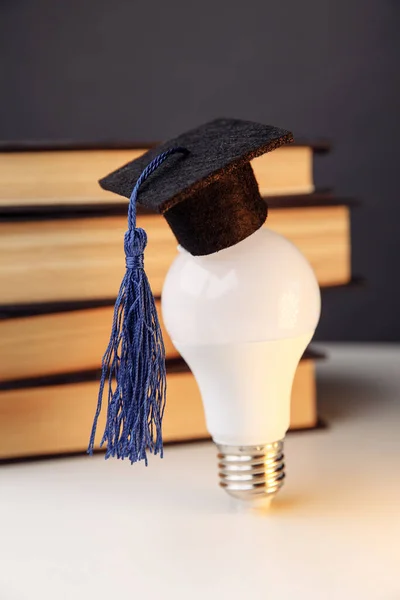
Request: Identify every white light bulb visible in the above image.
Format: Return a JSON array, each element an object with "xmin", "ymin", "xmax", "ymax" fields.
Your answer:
[{"xmin": 162, "ymin": 226, "xmax": 321, "ymax": 504}]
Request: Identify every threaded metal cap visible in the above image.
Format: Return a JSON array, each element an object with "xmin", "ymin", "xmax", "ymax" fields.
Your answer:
[{"xmin": 217, "ymin": 440, "xmax": 285, "ymax": 502}]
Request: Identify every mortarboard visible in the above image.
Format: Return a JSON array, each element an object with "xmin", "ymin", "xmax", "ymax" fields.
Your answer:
[
  {"xmin": 100, "ymin": 118, "xmax": 293, "ymax": 255},
  {"xmin": 88, "ymin": 118, "xmax": 293, "ymax": 464}
]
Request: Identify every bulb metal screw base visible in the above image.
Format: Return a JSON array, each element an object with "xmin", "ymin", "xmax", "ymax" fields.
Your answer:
[{"xmin": 217, "ymin": 440, "xmax": 285, "ymax": 503}]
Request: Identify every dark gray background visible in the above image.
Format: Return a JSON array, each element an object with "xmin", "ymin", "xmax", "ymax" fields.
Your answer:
[{"xmin": 1, "ymin": 1, "xmax": 399, "ymax": 340}]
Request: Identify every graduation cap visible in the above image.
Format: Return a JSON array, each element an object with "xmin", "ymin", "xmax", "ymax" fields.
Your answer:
[
  {"xmin": 88, "ymin": 118, "xmax": 293, "ymax": 464},
  {"xmin": 100, "ymin": 118, "xmax": 293, "ymax": 255}
]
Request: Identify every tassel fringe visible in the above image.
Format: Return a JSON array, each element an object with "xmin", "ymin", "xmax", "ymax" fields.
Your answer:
[{"xmin": 88, "ymin": 229, "xmax": 166, "ymax": 464}]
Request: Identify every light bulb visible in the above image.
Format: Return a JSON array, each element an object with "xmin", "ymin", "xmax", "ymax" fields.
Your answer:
[{"xmin": 162, "ymin": 226, "xmax": 321, "ymax": 505}]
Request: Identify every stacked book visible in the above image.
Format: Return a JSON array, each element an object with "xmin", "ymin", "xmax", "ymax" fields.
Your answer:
[{"xmin": 0, "ymin": 142, "xmax": 352, "ymax": 459}]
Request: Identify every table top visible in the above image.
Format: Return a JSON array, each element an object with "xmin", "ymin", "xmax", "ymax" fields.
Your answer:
[{"xmin": 1, "ymin": 344, "xmax": 399, "ymax": 600}]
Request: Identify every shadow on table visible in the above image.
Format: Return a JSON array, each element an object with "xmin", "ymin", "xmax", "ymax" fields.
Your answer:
[{"xmin": 316, "ymin": 370, "xmax": 391, "ymax": 424}]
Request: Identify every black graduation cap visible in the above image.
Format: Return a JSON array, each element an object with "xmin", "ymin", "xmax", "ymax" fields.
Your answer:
[
  {"xmin": 88, "ymin": 118, "xmax": 293, "ymax": 465},
  {"xmin": 100, "ymin": 118, "xmax": 293, "ymax": 255}
]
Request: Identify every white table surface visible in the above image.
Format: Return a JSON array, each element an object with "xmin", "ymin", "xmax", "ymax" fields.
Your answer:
[{"xmin": 1, "ymin": 344, "xmax": 400, "ymax": 600}]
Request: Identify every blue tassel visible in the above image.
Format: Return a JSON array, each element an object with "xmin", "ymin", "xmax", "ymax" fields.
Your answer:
[{"xmin": 88, "ymin": 147, "xmax": 188, "ymax": 464}]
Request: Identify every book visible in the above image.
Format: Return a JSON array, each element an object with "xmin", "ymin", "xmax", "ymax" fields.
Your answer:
[
  {"xmin": 0, "ymin": 301, "xmax": 179, "ymax": 381},
  {"xmin": 0, "ymin": 354, "xmax": 319, "ymax": 460},
  {"xmin": 0, "ymin": 143, "xmax": 326, "ymax": 208},
  {"xmin": 0, "ymin": 202, "xmax": 351, "ymax": 305}
]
